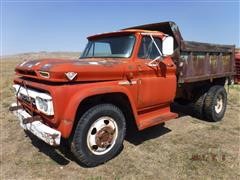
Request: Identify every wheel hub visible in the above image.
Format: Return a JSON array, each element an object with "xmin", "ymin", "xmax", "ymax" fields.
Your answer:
[
  {"xmin": 96, "ymin": 126, "xmax": 115, "ymax": 148},
  {"xmin": 215, "ymin": 95, "xmax": 223, "ymax": 114},
  {"xmin": 86, "ymin": 116, "xmax": 118, "ymax": 155}
]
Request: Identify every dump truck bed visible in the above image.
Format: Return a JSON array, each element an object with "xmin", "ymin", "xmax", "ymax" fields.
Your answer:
[{"xmin": 125, "ymin": 21, "xmax": 235, "ymax": 83}]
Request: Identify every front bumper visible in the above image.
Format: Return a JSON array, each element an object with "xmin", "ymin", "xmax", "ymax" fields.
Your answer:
[{"xmin": 10, "ymin": 103, "xmax": 61, "ymax": 146}]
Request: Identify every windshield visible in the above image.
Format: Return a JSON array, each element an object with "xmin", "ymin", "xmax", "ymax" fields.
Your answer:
[{"xmin": 80, "ymin": 35, "xmax": 135, "ymax": 58}]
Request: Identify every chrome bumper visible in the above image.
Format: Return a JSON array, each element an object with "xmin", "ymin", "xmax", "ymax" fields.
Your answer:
[{"xmin": 10, "ymin": 103, "xmax": 61, "ymax": 146}]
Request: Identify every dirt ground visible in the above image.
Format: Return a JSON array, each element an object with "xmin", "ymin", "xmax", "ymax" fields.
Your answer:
[{"xmin": 1, "ymin": 52, "xmax": 240, "ymax": 179}]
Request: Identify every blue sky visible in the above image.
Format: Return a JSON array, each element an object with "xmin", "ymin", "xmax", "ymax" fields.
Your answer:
[{"xmin": 1, "ymin": 0, "xmax": 239, "ymax": 55}]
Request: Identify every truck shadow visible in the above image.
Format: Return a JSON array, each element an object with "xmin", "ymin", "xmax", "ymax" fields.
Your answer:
[
  {"xmin": 24, "ymin": 131, "xmax": 74, "ymax": 166},
  {"xmin": 170, "ymin": 102, "xmax": 191, "ymax": 117},
  {"xmin": 170, "ymin": 102, "xmax": 207, "ymax": 121},
  {"xmin": 125, "ymin": 123, "xmax": 171, "ymax": 146},
  {"xmin": 25, "ymin": 125, "xmax": 172, "ymax": 166},
  {"xmin": 125, "ymin": 102, "xmax": 207, "ymax": 146},
  {"xmin": 25, "ymin": 130, "xmax": 122, "ymax": 168}
]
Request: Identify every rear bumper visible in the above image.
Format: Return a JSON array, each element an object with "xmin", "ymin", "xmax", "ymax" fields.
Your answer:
[{"xmin": 10, "ymin": 103, "xmax": 61, "ymax": 146}]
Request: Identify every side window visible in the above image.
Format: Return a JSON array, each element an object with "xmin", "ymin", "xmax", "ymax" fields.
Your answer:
[{"xmin": 138, "ymin": 36, "xmax": 162, "ymax": 60}]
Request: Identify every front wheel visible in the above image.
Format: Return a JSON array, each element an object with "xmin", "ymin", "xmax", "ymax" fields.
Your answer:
[
  {"xmin": 71, "ymin": 104, "xmax": 126, "ymax": 167},
  {"xmin": 203, "ymin": 85, "xmax": 227, "ymax": 122}
]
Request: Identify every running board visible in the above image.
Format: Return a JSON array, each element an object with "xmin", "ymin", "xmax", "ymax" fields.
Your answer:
[{"xmin": 137, "ymin": 106, "xmax": 178, "ymax": 130}]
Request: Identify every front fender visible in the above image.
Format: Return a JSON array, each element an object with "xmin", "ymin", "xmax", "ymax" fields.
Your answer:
[{"xmin": 58, "ymin": 82, "xmax": 138, "ymax": 138}]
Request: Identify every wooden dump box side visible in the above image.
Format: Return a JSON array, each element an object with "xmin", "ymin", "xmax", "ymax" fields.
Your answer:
[
  {"xmin": 125, "ymin": 21, "xmax": 236, "ymax": 84},
  {"xmin": 179, "ymin": 41, "xmax": 235, "ymax": 83}
]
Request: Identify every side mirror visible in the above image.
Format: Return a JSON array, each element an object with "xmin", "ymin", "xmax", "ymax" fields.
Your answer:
[{"xmin": 162, "ymin": 36, "xmax": 174, "ymax": 56}]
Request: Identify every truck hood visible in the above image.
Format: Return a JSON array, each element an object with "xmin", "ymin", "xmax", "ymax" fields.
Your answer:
[{"xmin": 15, "ymin": 58, "xmax": 127, "ymax": 82}]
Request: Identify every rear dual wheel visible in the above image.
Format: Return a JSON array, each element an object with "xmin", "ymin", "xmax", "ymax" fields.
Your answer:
[
  {"xmin": 203, "ymin": 86, "xmax": 227, "ymax": 122},
  {"xmin": 191, "ymin": 89, "xmax": 207, "ymax": 119},
  {"xmin": 191, "ymin": 85, "xmax": 227, "ymax": 122}
]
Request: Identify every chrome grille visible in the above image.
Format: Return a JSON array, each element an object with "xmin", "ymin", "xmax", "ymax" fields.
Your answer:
[{"xmin": 19, "ymin": 93, "xmax": 36, "ymax": 106}]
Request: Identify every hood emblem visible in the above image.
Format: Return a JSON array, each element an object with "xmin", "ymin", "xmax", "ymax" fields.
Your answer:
[{"xmin": 65, "ymin": 72, "xmax": 78, "ymax": 81}]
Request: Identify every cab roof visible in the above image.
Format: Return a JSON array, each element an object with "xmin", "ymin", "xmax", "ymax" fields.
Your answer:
[
  {"xmin": 88, "ymin": 21, "xmax": 182, "ymax": 49},
  {"xmin": 87, "ymin": 29, "xmax": 165, "ymax": 40}
]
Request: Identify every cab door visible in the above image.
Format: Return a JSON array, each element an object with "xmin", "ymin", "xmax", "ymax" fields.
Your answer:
[{"xmin": 136, "ymin": 35, "xmax": 176, "ymax": 109}]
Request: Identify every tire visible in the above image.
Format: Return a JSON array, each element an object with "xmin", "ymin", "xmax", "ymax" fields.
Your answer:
[
  {"xmin": 203, "ymin": 85, "xmax": 227, "ymax": 122},
  {"xmin": 71, "ymin": 103, "xmax": 126, "ymax": 167},
  {"xmin": 191, "ymin": 89, "xmax": 208, "ymax": 119}
]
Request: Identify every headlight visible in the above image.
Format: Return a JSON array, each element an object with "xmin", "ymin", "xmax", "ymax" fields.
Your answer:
[{"xmin": 36, "ymin": 96, "xmax": 54, "ymax": 115}]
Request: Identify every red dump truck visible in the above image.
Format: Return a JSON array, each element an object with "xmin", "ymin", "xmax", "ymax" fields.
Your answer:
[{"xmin": 10, "ymin": 22, "xmax": 235, "ymax": 166}]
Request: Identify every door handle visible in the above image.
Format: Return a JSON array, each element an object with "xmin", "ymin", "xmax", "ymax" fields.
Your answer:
[
  {"xmin": 126, "ymin": 72, "xmax": 134, "ymax": 80},
  {"xmin": 166, "ymin": 63, "xmax": 174, "ymax": 67}
]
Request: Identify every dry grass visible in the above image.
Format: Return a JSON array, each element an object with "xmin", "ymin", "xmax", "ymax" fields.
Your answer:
[{"xmin": 1, "ymin": 52, "xmax": 240, "ymax": 179}]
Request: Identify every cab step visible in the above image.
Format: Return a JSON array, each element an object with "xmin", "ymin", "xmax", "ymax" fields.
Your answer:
[{"xmin": 137, "ymin": 106, "xmax": 178, "ymax": 130}]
